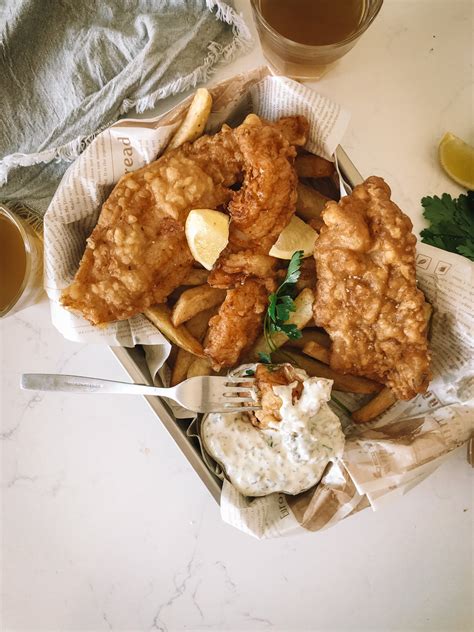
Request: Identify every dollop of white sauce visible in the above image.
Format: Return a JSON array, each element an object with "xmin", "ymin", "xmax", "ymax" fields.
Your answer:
[{"xmin": 202, "ymin": 375, "xmax": 345, "ymax": 497}]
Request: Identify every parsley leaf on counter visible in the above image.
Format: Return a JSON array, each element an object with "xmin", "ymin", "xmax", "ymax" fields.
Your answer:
[{"xmin": 420, "ymin": 191, "xmax": 474, "ymax": 261}]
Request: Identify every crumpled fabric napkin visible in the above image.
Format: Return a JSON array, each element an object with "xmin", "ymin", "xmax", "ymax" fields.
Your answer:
[{"xmin": 0, "ymin": 0, "xmax": 251, "ymax": 215}]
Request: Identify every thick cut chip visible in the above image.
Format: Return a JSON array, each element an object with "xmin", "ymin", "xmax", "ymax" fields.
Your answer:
[
  {"xmin": 171, "ymin": 285, "xmax": 225, "ymax": 327},
  {"xmin": 143, "ymin": 305, "xmax": 204, "ymax": 357},
  {"xmin": 167, "ymin": 88, "xmax": 213, "ymax": 151},
  {"xmin": 205, "ymin": 280, "xmax": 269, "ymax": 370}
]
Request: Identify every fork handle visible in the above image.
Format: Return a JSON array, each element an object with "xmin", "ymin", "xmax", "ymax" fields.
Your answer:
[{"xmin": 21, "ymin": 373, "xmax": 167, "ymax": 396}]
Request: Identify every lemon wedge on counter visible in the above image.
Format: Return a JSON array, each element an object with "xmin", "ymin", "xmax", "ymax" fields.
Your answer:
[
  {"xmin": 185, "ymin": 209, "xmax": 229, "ymax": 270},
  {"xmin": 269, "ymin": 216, "xmax": 317, "ymax": 259},
  {"xmin": 439, "ymin": 132, "xmax": 474, "ymax": 189}
]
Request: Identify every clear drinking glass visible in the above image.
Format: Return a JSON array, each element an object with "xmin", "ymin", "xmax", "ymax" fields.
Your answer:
[
  {"xmin": 250, "ymin": 0, "xmax": 384, "ymax": 80},
  {"xmin": 0, "ymin": 204, "xmax": 44, "ymax": 318}
]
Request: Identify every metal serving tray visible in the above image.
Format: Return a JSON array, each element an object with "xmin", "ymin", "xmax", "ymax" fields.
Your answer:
[{"xmin": 110, "ymin": 147, "xmax": 364, "ymax": 504}]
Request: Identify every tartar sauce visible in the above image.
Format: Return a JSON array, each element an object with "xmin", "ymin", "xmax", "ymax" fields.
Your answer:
[{"xmin": 201, "ymin": 375, "xmax": 345, "ymax": 497}]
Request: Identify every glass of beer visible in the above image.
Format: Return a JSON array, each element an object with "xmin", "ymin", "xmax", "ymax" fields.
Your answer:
[
  {"xmin": 0, "ymin": 204, "xmax": 44, "ymax": 318},
  {"xmin": 250, "ymin": 0, "xmax": 384, "ymax": 80}
]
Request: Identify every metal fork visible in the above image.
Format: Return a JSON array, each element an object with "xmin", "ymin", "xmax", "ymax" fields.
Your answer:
[{"xmin": 20, "ymin": 373, "xmax": 260, "ymax": 414}]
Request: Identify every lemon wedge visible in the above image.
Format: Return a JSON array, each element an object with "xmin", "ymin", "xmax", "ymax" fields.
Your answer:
[
  {"xmin": 185, "ymin": 209, "xmax": 229, "ymax": 270},
  {"xmin": 439, "ymin": 132, "xmax": 474, "ymax": 189},
  {"xmin": 269, "ymin": 216, "xmax": 317, "ymax": 259}
]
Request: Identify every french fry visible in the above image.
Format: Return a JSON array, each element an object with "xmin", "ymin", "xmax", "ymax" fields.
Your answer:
[
  {"xmin": 183, "ymin": 268, "xmax": 209, "ymax": 286},
  {"xmin": 187, "ymin": 357, "xmax": 214, "ymax": 379},
  {"xmin": 251, "ymin": 288, "xmax": 314, "ymax": 359},
  {"xmin": 296, "ymin": 154, "xmax": 335, "ymax": 178},
  {"xmin": 303, "ymin": 340, "xmax": 331, "ymax": 365},
  {"xmin": 307, "ymin": 173, "xmax": 341, "ymax": 201},
  {"xmin": 166, "ymin": 88, "xmax": 212, "ymax": 151},
  {"xmin": 143, "ymin": 305, "xmax": 204, "ymax": 357},
  {"xmin": 167, "ymin": 344, "xmax": 179, "ymax": 370},
  {"xmin": 242, "ymin": 113, "xmax": 261, "ymax": 126},
  {"xmin": 272, "ymin": 350, "xmax": 383, "ymax": 394},
  {"xmin": 170, "ymin": 348, "xmax": 194, "ymax": 386},
  {"xmin": 171, "ymin": 285, "xmax": 225, "ymax": 327},
  {"xmin": 296, "ymin": 183, "xmax": 330, "ymax": 221},
  {"xmin": 170, "ymin": 307, "xmax": 219, "ymax": 386},
  {"xmin": 351, "ymin": 387, "xmax": 397, "ymax": 423},
  {"xmin": 186, "ymin": 306, "xmax": 218, "ymax": 341},
  {"xmin": 286, "ymin": 328, "xmax": 331, "ymax": 350}
]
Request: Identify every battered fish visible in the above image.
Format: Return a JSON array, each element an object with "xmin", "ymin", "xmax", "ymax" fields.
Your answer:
[
  {"xmin": 205, "ymin": 115, "xmax": 309, "ymax": 369},
  {"xmin": 61, "ymin": 126, "xmax": 241, "ymax": 324},
  {"xmin": 207, "ymin": 250, "xmax": 277, "ymax": 289},
  {"xmin": 226, "ymin": 116, "xmax": 304, "ymax": 252},
  {"xmin": 209, "ymin": 116, "xmax": 308, "ymax": 286},
  {"xmin": 204, "ymin": 280, "xmax": 269, "ymax": 370},
  {"xmin": 249, "ymin": 364, "xmax": 304, "ymax": 429},
  {"xmin": 313, "ymin": 176, "xmax": 431, "ymax": 400}
]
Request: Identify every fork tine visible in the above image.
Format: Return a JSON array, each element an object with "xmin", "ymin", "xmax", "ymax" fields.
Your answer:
[
  {"xmin": 223, "ymin": 397, "xmax": 257, "ymax": 404},
  {"xmin": 181, "ymin": 375, "xmax": 260, "ymax": 414},
  {"xmin": 225, "ymin": 377, "xmax": 256, "ymax": 384},
  {"xmin": 222, "ymin": 388, "xmax": 257, "ymax": 397},
  {"xmin": 221, "ymin": 406, "xmax": 262, "ymax": 413}
]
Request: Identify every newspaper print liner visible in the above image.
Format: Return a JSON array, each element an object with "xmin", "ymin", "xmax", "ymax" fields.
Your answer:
[{"xmin": 44, "ymin": 67, "xmax": 474, "ymax": 538}]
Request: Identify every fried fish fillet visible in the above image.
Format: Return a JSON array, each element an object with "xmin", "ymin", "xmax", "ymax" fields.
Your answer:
[
  {"xmin": 249, "ymin": 364, "xmax": 304, "ymax": 429},
  {"xmin": 209, "ymin": 116, "xmax": 308, "ymax": 288},
  {"xmin": 205, "ymin": 116, "xmax": 309, "ymax": 369},
  {"xmin": 204, "ymin": 280, "xmax": 269, "ymax": 370},
  {"xmin": 313, "ymin": 176, "xmax": 431, "ymax": 400},
  {"xmin": 61, "ymin": 126, "xmax": 241, "ymax": 324},
  {"xmin": 207, "ymin": 250, "xmax": 278, "ymax": 289},
  {"xmin": 226, "ymin": 116, "xmax": 305, "ymax": 252}
]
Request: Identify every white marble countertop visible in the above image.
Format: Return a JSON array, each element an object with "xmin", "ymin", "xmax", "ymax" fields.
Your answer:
[{"xmin": 1, "ymin": 1, "xmax": 472, "ymax": 630}]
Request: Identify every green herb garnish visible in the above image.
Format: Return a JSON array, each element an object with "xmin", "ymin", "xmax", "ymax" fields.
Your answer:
[
  {"xmin": 262, "ymin": 250, "xmax": 304, "ymax": 361},
  {"xmin": 420, "ymin": 191, "xmax": 474, "ymax": 261},
  {"xmin": 243, "ymin": 368, "xmax": 255, "ymax": 376},
  {"xmin": 257, "ymin": 352, "xmax": 273, "ymax": 364}
]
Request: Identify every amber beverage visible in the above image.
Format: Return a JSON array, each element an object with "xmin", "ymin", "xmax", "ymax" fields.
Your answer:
[
  {"xmin": 251, "ymin": 0, "xmax": 383, "ymax": 79},
  {"xmin": 0, "ymin": 205, "xmax": 44, "ymax": 318}
]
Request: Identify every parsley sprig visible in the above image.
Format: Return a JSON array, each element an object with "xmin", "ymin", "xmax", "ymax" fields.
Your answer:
[
  {"xmin": 420, "ymin": 191, "xmax": 474, "ymax": 261},
  {"xmin": 258, "ymin": 250, "xmax": 304, "ymax": 364}
]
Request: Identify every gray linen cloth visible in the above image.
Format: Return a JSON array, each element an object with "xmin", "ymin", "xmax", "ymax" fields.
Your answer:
[{"xmin": 0, "ymin": 0, "xmax": 251, "ymax": 215}]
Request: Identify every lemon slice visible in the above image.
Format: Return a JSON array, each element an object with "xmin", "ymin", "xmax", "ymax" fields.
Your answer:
[
  {"xmin": 269, "ymin": 216, "xmax": 317, "ymax": 259},
  {"xmin": 439, "ymin": 132, "xmax": 474, "ymax": 189},
  {"xmin": 185, "ymin": 209, "xmax": 229, "ymax": 270}
]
